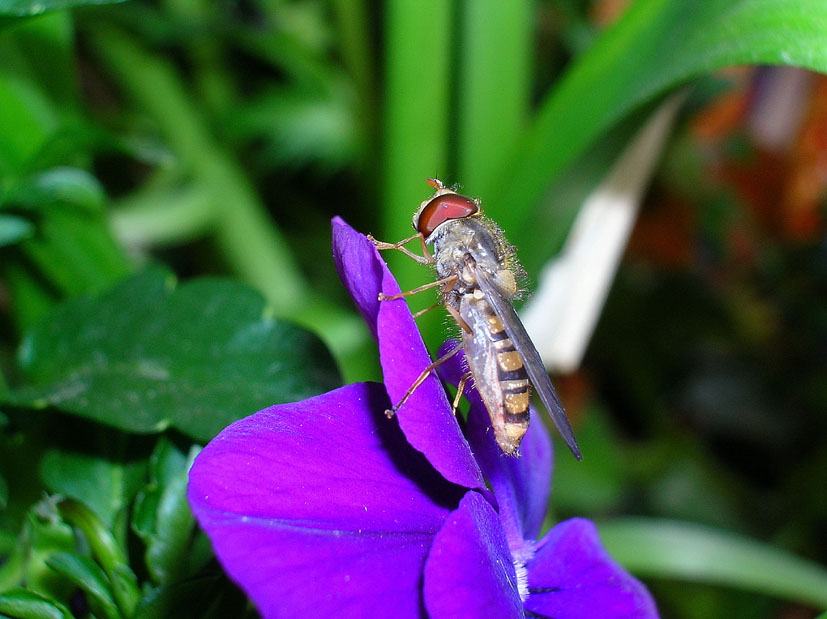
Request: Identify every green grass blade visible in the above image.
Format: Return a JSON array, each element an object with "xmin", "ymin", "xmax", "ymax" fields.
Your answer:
[
  {"xmin": 599, "ymin": 518, "xmax": 827, "ymax": 609},
  {"xmin": 0, "ymin": 0, "xmax": 126, "ymax": 18},
  {"xmin": 456, "ymin": 0, "xmax": 532, "ymax": 195},
  {"xmin": 382, "ymin": 0, "xmax": 452, "ymax": 291}
]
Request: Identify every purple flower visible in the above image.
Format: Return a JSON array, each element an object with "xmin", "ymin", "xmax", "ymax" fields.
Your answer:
[{"xmin": 187, "ymin": 218, "xmax": 658, "ymax": 618}]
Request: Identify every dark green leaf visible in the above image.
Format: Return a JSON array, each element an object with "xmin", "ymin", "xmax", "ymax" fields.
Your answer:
[
  {"xmin": 45, "ymin": 552, "xmax": 119, "ymax": 619},
  {"xmin": 0, "ymin": 589, "xmax": 71, "ymax": 619},
  {"xmin": 6, "ymin": 268, "xmax": 341, "ymax": 441},
  {"xmin": 133, "ymin": 574, "xmax": 251, "ymax": 619},
  {"xmin": 0, "ymin": 472, "xmax": 7, "ymax": 509},
  {"xmin": 40, "ymin": 441, "xmax": 147, "ymax": 528},
  {"xmin": 0, "ymin": 214, "xmax": 34, "ymax": 246},
  {"xmin": 0, "ymin": 0, "xmax": 127, "ymax": 18}
]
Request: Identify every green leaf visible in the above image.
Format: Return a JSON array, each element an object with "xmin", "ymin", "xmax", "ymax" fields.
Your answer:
[
  {"xmin": 133, "ymin": 440, "xmax": 199, "ymax": 585},
  {"xmin": 40, "ymin": 438, "xmax": 147, "ymax": 529},
  {"xmin": 20, "ymin": 503, "xmax": 76, "ymax": 599},
  {"xmin": 133, "ymin": 575, "xmax": 250, "ymax": 619},
  {"xmin": 0, "ymin": 473, "xmax": 7, "ymax": 509},
  {"xmin": 0, "ymin": 69, "xmax": 56, "ymax": 175},
  {"xmin": 0, "ymin": 214, "xmax": 34, "ymax": 246},
  {"xmin": 0, "ymin": 0, "xmax": 127, "ymax": 18},
  {"xmin": 599, "ymin": 518, "xmax": 827, "ymax": 608},
  {"xmin": 56, "ymin": 499, "xmax": 139, "ymax": 617},
  {"xmin": 45, "ymin": 552, "xmax": 119, "ymax": 619},
  {"xmin": 0, "ymin": 589, "xmax": 71, "ymax": 619},
  {"xmin": 489, "ymin": 0, "xmax": 827, "ymax": 242},
  {"xmin": 0, "ymin": 256, "xmax": 58, "ymax": 334},
  {"xmin": 4, "ymin": 167, "xmax": 106, "ymax": 213},
  {"xmin": 6, "ymin": 268, "xmax": 341, "ymax": 441},
  {"xmin": 0, "ymin": 12, "xmax": 76, "ymax": 107}
]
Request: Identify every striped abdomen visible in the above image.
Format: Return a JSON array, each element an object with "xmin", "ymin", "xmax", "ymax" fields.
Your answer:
[{"xmin": 459, "ymin": 292, "xmax": 530, "ymax": 455}]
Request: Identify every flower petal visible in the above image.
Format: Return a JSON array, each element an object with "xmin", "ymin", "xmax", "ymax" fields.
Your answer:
[
  {"xmin": 423, "ymin": 492, "xmax": 523, "ymax": 619},
  {"xmin": 438, "ymin": 342, "xmax": 552, "ymax": 544},
  {"xmin": 524, "ymin": 518, "xmax": 659, "ymax": 619},
  {"xmin": 188, "ymin": 382, "xmax": 464, "ymax": 618},
  {"xmin": 332, "ymin": 217, "xmax": 484, "ymax": 491}
]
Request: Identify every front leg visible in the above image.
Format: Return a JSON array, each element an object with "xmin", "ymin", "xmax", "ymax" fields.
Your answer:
[
  {"xmin": 378, "ymin": 275, "xmax": 457, "ymax": 301},
  {"xmin": 368, "ymin": 232, "xmax": 434, "ymax": 264}
]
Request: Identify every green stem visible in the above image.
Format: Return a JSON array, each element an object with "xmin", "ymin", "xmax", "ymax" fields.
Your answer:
[
  {"xmin": 110, "ymin": 182, "xmax": 218, "ymax": 248},
  {"xmin": 457, "ymin": 0, "xmax": 532, "ymax": 196},
  {"xmin": 57, "ymin": 499, "xmax": 140, "ymax": 618},
  {"xmin": 86, "ymin": 26, "xmax": 307, "ymax": 314},
  {"xmin": 330, "ymin": 0, "xmax": 376, "ymax": 168},
  {"xmin": 382, "ymin": 0, "xmax": 452, "ymax": 293}
]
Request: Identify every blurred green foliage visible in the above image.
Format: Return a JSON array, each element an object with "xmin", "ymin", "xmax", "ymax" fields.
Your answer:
[{"xmin": 1, "ymin": 0, "xmax": 826, "ymax": 617}]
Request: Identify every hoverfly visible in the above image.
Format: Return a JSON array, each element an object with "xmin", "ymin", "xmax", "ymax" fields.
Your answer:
[{"xmin": 370, "ymin": 178, "xmax": 582, "ymax": 460}]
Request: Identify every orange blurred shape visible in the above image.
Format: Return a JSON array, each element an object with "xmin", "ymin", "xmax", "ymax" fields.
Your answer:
[
  {"xmin": 691, "ymin": 68, "xmax": 754, "ymax": 142},
  {"xmin": 590, "ymin": 0, "xmax": 633, "ymax": 27},
  {"xmin": 626, "ymin": 194, "xmax": 695, "ymax": 268},
  {"xmin": 555, "ymin": 371, "xmax": 591, "ymax": 427},
  {"xmin": 780, "ymin": 74, "xmax": 827, "ymax": 240}
]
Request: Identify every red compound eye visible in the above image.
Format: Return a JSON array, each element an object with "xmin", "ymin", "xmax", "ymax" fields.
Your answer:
[{"xmin": 416, "ymin": 193, "xmax": 479, "ymax": 237}]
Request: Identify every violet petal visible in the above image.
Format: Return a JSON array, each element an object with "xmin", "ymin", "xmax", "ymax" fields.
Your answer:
[
  {"xmin": 188, "ymin": 382, "xmax": 464, "ymax": 618},
  {"xmin": 523, "ymin": 518, "xmax": 659, "ymax": 619},
  {"xmin": 439, "ymin": 342, "xmax": 552, "ymax": 544},
  {"xmin": 332, "ymin": 217, "xmax": 484, "ymax": 491},
  {"xmin": 423, "ymin": 491, "xmax": 523, "ymax": 619}
]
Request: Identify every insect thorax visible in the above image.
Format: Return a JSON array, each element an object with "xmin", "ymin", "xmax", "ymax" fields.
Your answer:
[{"xmin": 428, "ymin": 216, "xmax": 517, "ymax": 302}]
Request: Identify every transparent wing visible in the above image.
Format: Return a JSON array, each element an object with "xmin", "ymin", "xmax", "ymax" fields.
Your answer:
[{"xmin": 475, "ymin": 268, "xmax": 583, "ymax": 460}]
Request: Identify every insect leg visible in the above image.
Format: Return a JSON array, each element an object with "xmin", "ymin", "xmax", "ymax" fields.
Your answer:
[
  {"xmin": 451, "ymin": 372, "xmax": 473, "ymax": 416},
  {"xmin": 368, "ymin": 232, "xmax": 434, "ymax": 264},
  {"xmin": 417, "ymin": 233, "xmax": 434, "ymax": 262},
  {"xmin": 412, "ymin": 303, "xmax": 442, "ymax": 319},
  {"xmin": 378, "ymin": 275, "xmax": 456, "ymax": 301},
  {"xmin": 445, "ymin": 303, "xmax": 472, "ymax": 333},
  {"xmin": 385, "ymin": 343, "xmax": 462, "ymax": 418}
]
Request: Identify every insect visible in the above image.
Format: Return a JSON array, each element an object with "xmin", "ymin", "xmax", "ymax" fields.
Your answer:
[{"xmin": 370, "ymin": 178, "xmax": 582, "ymax": 460}]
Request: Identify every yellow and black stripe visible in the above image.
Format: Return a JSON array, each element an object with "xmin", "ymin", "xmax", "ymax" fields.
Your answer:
[{"xmin": 487, "ymin": 312, "xmax": 531, "ymax": 424}]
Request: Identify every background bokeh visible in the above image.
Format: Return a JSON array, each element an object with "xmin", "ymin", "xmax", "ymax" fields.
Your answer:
[{"xmin": 1, "ymin": 1, "xmax": 826, "ymax": 618}]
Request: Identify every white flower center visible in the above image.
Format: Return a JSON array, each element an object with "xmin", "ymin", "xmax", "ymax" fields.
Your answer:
[{"xmin": 510, "ymin": 539, "xmax": 536, "ymax": 602}]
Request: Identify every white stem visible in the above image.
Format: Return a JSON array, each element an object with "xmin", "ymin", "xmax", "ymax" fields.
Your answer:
[{"xmin": 521, "ymin": 92, "xmax": 686, "ymax": 373}]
